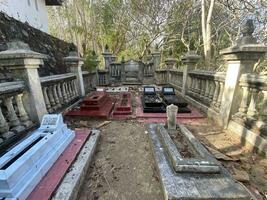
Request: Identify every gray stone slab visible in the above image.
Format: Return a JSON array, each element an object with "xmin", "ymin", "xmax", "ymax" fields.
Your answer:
[
  {"xmin": 157, "ymin": 125, "xmax": 220, "ymax": 173},
  {"xmin": 52, "ymin": 130, "xmax": 100, "ymax": 200},
  {"xmin": 148, "ymin": 124, "xmax": 253, "ymax": 200}
]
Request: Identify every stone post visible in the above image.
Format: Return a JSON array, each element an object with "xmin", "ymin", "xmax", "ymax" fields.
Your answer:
[
  {"xmin": 64, "ymin": 51, "xmax": 85, "ymax": 96},
  {"xmin": 165, "ymin": 48, "xmax": 177, "ymax": 83},
  {"xmin": 181, "ymin": 51, "xmax": 201, "ymax": 96},
  {"xmin": 152, "ymin": 49, "xmax": 161, "ymax": 70},
  {"xmin": 0, "ymin": 41, "xmax": 47, "ymax": 123},
  {"xmin": 167, "ymin": 104, "xmax": 178, "ymax": 130},
  {"xmin": 220, "ymin": 20, "xmax": 267, "ymax": 128},
  {"xmin": 102, "ymin": 45, "xmax": 113, "ymax": 70}
]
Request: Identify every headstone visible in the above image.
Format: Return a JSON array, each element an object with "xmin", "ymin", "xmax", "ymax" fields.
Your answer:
[{"xmin": 167, "ymin": 104, "xmax": 178, "ymax": 130}]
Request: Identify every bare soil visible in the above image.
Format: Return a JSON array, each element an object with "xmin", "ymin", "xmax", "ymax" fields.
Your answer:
[
  {"xmin": 185, "ymin": 118, "xmax": 267, "ymax": 199},
  {"xmin": 73, "ymin": 120, "xmax": 164, "ymax": 200},
  {"xmin": 64, "ymin": 97, "xmax": 267, "ymax": 200}
]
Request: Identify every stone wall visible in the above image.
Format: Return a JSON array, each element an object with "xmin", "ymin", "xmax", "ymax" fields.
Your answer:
[{"xmin": 0, "ymin": 12, "xmax": 77, "ymax": 77}]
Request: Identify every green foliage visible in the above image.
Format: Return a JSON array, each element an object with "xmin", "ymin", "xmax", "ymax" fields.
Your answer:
[{"xmin": 84, "ymin": 50, "xmax": 98, "ymax": 71}]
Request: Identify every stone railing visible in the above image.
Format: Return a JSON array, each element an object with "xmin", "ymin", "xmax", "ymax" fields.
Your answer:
[
  {"xmin": 232, "ymin": 74, "xmax": 267, "ymax": 137},
  {"xmin": 143, "ymin": 63, "xmax": 154, "ymax": 77},
  {"xmin": 40, "ymin": 73, "xmax": 79, "ymax": 113},
  {"xmin": 0, "ymin": 81, "xmax": 34, "ymax": 146},
  {"xmin": 187, "ymin": 70, "xmax": 226, "ymax": 112},
  {"xmin": 83, "ymin": 71, "xmax": 97, "ymax": 93},
  {"xmin": 155, "ymin": 69, "xmax": 168, "ymax": 85},
  {"xmin": 169, "ymin": 69, "xmax": 183, "ymax": 91},
  {"xmin": 110, "ymin": 63, "xmax": 122, "ymax": 78},
  {"xmin": 97, "ymin": 70, "xmax": 109, "ymax": 86}
]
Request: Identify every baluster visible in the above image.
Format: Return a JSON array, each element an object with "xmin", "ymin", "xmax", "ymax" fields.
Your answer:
[
  {"xmin": 65, "ymin": 81, "xmax": 71, "ymax": 102},
  {"xmin": 47, "ymin": 86, "xmax": 56, "ymax": 110},
  {"xmin": 70, "ymin": 80, "xmax": 75, "ymax": 97},
  {"xmin": 247, "ymin": 88, "xmax": 259, "ymax": 119},
  {"xmin": 235, "ymin": 85, "xmax": 250, "ymax": 118},
  {"xmin": 204, "ymin": 79, "xmax": 210, "ymax": 100},
  {"xmin": 43, "ymin": 87, "xmax": 52, "ymax": 113},
  {"xmin": 73, "ymin": 80, "xmax": 78, "ymax": 97},
  {"xmin": 53, "ymin": 84, "xmax": 61, "ymax": 109},
  {"xmin": 57, "ymin": 83, "xmax": 64, "ymax": 102},
  {"xmin": 216, "ymin": 81, "xmax": 224, "ymax": 108},
  {"xmin": 259, "ymin": 90, "xmax": 267, "ymax": 122},
  {"xmin": 0, "ymin": 101, "xmax": 15, "ymax": 141},
  {"xmin": 200, "ymin": 78, "xmax": 206, "ymax": 98},
  {"xmin": 208, "ymin": 79, "xmax": 215, "ymax": 103},
  {"xmin": 15, "ymin": 93, "xmax": 33, "ymax": 127},
  {"xmin": 4, "ymin": 97, "xmax": 24, "ymax": 133},
  {"xmin": 62, "ymin": 82, "xmax": 68, "ymax": 103},
  {"xmin": 69, "ymin": 80, "xmax": 75, "ymax": 99},
  {"xmin": 212, "ymin": 80, "xmax": 220, "ymax": 107}
]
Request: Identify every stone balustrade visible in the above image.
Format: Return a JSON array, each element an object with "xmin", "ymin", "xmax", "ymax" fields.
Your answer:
[
  {"xmin": 83, "ymin": 71, "xmax": 97, "ymax": 93},
  {"xmin": 169, "ymin": 69, "xmax": 184, "ymax": 91},
  {"xmin": 155, "ymin": 69, "xmax": 168, "ymax": 85},
  {"xmin": 143, "ymin": 63, "xmax": 154, "ymax": 77},
  {"xmin": 187, "ymin": 70, "xmax": 226, "ymax": 112},
  {"xmin": 97, "ymin": 70, "xmax": 109, "ymax": 86},
  {"xmin": 40, "ymin": 73, "xmax": 79, "ymax": 113},
  {"xmin": 232, "ymin": 74, "xmax": 267, "ymax": 137},
  {"xmin": 0, "ymin": 81, "xmax": 33, "ymax": 145}
]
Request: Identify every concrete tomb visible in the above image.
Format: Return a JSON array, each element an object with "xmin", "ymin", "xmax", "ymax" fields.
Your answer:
[
  {"xmin": 66, "ymin": 91, "xmax": 116, "ymax": 118},
  {"xmin": 161, "ymin": 86, "xmax": 191, "ymax": 113},
  {"xmin": 142, "ymin": 86, "xmax": 166, "ymax": 113},
  {"xmin": 0, "ymin": 114, "xmax": 75, "ymax": 200},
  {"xmin": 112, "ymin": 92, "xmax": 132, "ymax": 117},
  {"xmin": 148, "ymin": 123, "xmax": 252, "ymax": 199}
]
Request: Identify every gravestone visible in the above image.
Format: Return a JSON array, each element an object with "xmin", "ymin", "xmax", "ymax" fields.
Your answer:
[
  {"xmin": 123, "ymin": 60, "xmax": 142, "ymax": 84},
  {"xmin": 167, "ymin": 104, "xmax": 178, "ymax": 130},
  {"xmin": 142, "ymin": 86, "xmax": 166, "ymax": 113},
  {"xmin": 0, "ymin": 114, "xmax": 74, "ymax": 200}
]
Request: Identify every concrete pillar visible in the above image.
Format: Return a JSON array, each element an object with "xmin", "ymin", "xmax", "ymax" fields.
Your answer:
[
  {"xmin": 64, "ymin": 51, "xmax": 85, "ymax": 96},
  {"xmin": 181, "ymin": 51, "xmax": 201, "ymax": 96},
  {"xmin": 152, "ymin": 50, "xmax": 161, "ymax": 70},
  {"xmin": 102, "ymin": 45, "xmax": 113, "ymax": 70},
  {"xmin": 0, "ymin": 41, "xmax": 48, "ymax": 123},
  {"xmin": 220, "ymin": 20, "xmax": 267, "ymax": 128}
]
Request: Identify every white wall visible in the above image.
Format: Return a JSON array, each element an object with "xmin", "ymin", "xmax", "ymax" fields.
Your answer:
[{"xmin": 0, "ymin": 0, "xmax": 49, "ymax": 32}]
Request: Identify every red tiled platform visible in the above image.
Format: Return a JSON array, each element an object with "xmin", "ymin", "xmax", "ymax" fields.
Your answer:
[
  {"xmin": 27, "ymin": 129, "xmax": 91, "ymax": 200},
  {"xmin": 65, "ymin": 91, "xmax": 116, "ymax": 119},
  {"xmin": 135, "ymin": 96, "xmax": 205, "ymax": 123},
  {"xmin": 112, "ymin": 92, "xmax": 132, "ymax": 120}
]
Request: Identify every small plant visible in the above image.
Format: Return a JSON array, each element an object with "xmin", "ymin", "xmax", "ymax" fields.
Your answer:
[{"xmin": 84, "ymin": 50, "xmax": 98, "ymax": 72}]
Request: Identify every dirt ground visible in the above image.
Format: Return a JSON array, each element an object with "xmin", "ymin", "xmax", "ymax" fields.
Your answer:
[
  {"xmin": 72, "ymin": 120, "xmax": 164, "ymax": 200},
  {"xmin": 64, "ymin": 95, "xmax": 267, "ymax": 200},
  {"xmin": 186, "ymin": 119, "xmax": 267, "ymax": 199}
]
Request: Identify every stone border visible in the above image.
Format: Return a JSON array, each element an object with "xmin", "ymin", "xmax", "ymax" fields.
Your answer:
[
  {"xmin": 52, "ymin": 130, "xmax": 100, "ymax": 200},
  {"xmin": 148, "ymin": 123, "xmax": 254, "ymax": 199},
  {"xmin": 157, "ymin": 125, "xmax": 220, "ymax": 173}
]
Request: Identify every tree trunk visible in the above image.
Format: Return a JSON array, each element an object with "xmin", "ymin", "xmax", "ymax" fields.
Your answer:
[{"xmin": 201, "ymin": 0, "xmax": 215, "ymax": 68}]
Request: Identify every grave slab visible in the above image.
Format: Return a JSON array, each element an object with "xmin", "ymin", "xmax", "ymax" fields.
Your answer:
[
  {"xmin": 112, "ymin": 92, "xmax": 132, "ymax": 119},
  {"xmin": 27, "ymin": 129, "xmax": 91, "ymax": 200},
  {"xmin": 0, "ymin": 114, "xmax": 75, "ymax": 200},
  {"xmin": 65, "ymin": 91, "xmax": 116, "ymax": 119},
  {"xmin": 148, "ymin": 123, "xmax": 253, "ymax": 200},
  {"xmin": 136, "ymin": 96, "xmax": 204, "ymax": 119}
]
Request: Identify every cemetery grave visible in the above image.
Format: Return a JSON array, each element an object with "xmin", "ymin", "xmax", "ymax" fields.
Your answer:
[
  {"xmin": 141, "ymin": 86, "xmax": 166, "ymax": 113},
  {"xmin": 148, "ymin": 122, "xmax": 253, "ymax": 199},
  {"xmin": 65, "ymin": 91, "xmax": 116, "ymax": 119},
  {"xmin": 161, "ymin": 86, "xmax": 191, "ymax": 113},
  {"xmin": 111, "ymin": 92, "xmax": 133, "ymax": 119},
  {"xmin": 0, "ymin": 114, "xmax": 75, "ymax": 200}
]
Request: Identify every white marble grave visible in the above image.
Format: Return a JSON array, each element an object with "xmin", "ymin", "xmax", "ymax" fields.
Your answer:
[{"xmin": 0, "ymin": 114, "xmax": 75, "ymax": 200}]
